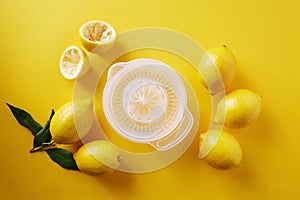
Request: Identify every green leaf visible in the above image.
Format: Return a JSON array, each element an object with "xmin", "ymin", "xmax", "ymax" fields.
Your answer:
[
  {"xmin": 6, "ymin": 103, "xmax": 42, "ymax": 136},
  {"xmin": 33, "ymin": 129, "xmax": 52, "ymax": 148},
  {"xmin": 33, "ymin": 109, "xmax": 55, "ymax": 148},
  {"xmin": 46, "ymin": 148, "xmax": 79, "ymax": 170}
]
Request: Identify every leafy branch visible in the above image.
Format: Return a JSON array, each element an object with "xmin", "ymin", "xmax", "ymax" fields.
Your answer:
[{"xmin": 7, "ymin": 103, "xmax": 79, "ymax": 170}]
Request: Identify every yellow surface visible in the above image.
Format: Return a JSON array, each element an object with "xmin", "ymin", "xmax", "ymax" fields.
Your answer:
[{"xmin": 0, "ymin": 0, "xmax": 299, "ymax": 199}]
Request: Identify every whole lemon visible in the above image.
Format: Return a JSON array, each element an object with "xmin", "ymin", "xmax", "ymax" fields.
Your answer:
[
  {"xmin": 198, "ymin": 45, "xmax": 237, "ymax": 94},
  {"xmin": 213, "ymin": 89, "xmax": 262, "ymax": 129},
  {"xmin": 74, "ymin": 140, "xmax": 121, "ymax": 175},
  {"xmin": 199, "ymin": 130, "xmax": 242, "ymax": 170},
  {"xmin": 50, "ymin": 99, "xmax": 94, "ymax": 144}
]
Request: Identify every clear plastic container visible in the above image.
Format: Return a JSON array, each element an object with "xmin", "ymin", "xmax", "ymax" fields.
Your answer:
[{"xmin": 102, "ymin": 58, "xmax": 193, "ymax": 150}]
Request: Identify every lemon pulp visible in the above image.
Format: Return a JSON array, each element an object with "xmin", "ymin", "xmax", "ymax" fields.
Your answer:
[
  {"xmin": 59, "ymin": 45, "xmax": 86, "ymax": 80},
  {"xmin": 82, "ymin": 23, "xmax": 113, "ymax": 42},
  {"xmin": 79, "ymin": 20, "xmax": 116, "ymax": 52}
]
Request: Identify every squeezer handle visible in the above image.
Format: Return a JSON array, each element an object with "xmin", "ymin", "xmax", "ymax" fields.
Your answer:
[
  {"xmin": 107, "ymin": 62, "xmax": 127, "ymax": 81},
  {"xmin": 149, "ymin": 108, "xmax": 194, "ymax": 151}
]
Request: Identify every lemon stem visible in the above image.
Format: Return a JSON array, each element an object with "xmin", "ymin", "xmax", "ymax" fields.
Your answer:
[
  {"xmin": 30, "ymin": 140, "xmax": 55, "ymax": 153},
  {"xmin": 117, "ymin": 156, "xmax": 123, "ymax": 162}
]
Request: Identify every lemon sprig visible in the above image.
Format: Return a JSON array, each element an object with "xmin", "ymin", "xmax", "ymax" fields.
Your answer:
[{"xmin": 7, "ymin": 103, "xmax": 79, "ymax": 170}]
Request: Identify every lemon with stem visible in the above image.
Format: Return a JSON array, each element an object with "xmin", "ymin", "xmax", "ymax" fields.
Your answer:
[
  {"xmin": 50, "ymin": 99, "xmax": 94, "ymax": 144},
  {"xmin": 74, "ymin": 140, "xmax": 122, "ymax": 175}
]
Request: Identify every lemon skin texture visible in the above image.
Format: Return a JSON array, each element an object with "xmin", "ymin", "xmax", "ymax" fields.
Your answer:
[
  {"xmin": 198, "ymin": 45, "xmax": 237, "ymax": 94},
  {"xmin": 74, "ymin": 140, "xmax": 121, "ymax": 175},
  {"xmin": 50, "ymin": 99, "xmax": 93, "ymax": 144},
  {"xmin": 214, "ymin": 89, "xmax": 262, "ymax": 129},
  {"xmin": 199, "ymin": 130, "xmax": 242, "ymax": 170}
]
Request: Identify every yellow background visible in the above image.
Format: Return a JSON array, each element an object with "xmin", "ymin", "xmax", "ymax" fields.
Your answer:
[{"xmin": 1, "ymin": 0, "xmax": 300, "ymax": 199}]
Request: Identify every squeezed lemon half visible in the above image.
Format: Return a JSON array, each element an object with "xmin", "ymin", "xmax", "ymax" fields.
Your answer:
[
  {"xmin": 59, "ymin": 45, "xmax": 88, "ymax": 80},
  {"xmin": 79, "ymin": 20, "xmax": 116, "ymax": 52}
]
